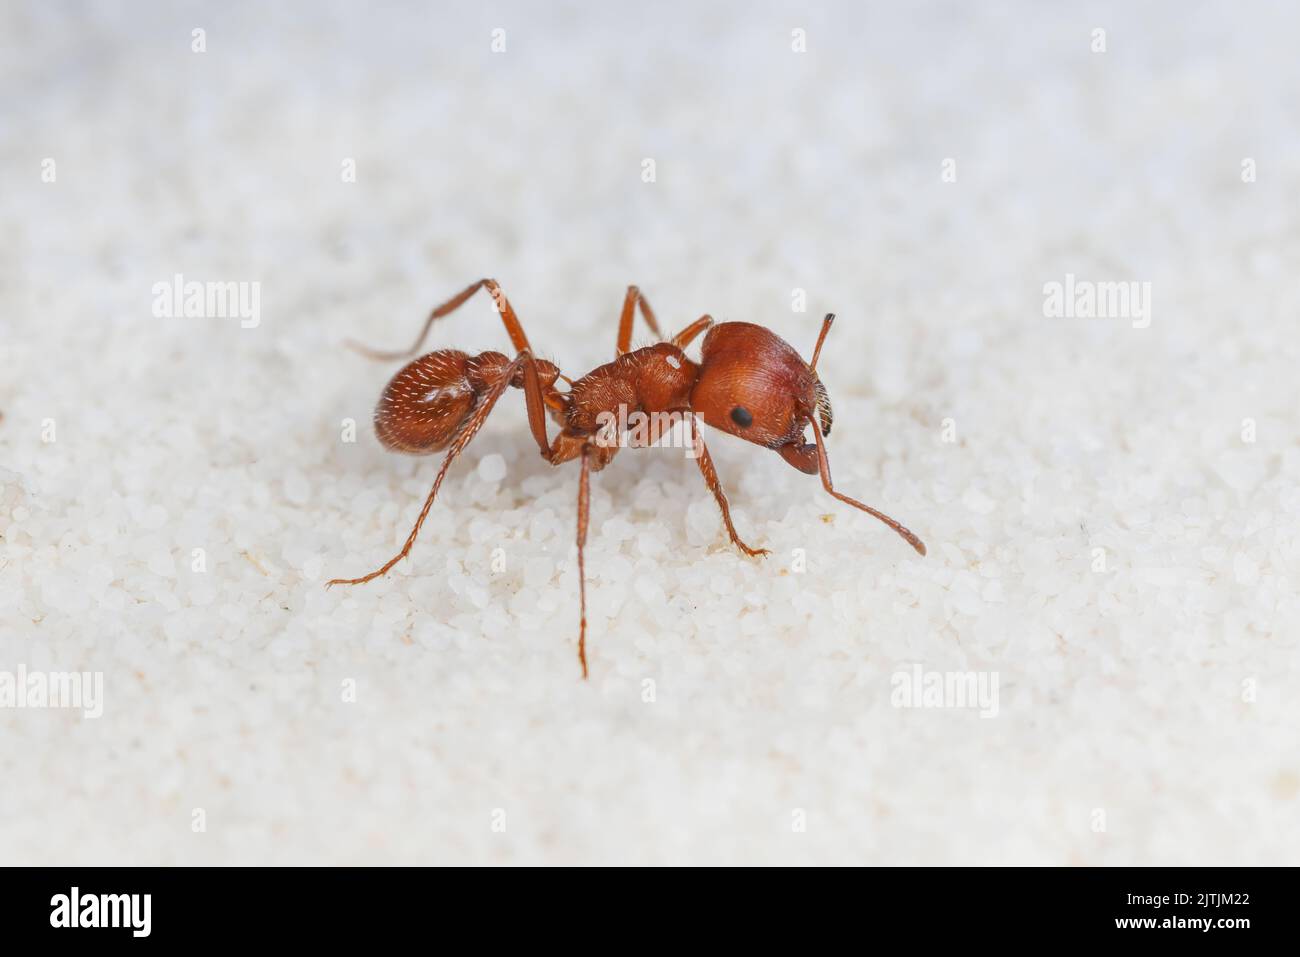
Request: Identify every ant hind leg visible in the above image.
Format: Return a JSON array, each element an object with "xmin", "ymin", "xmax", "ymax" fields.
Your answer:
[
  {"xmin": 347, "ymin": 278, "xmax": 534, "ymax": 361},
  {"xmin": 327, "ymin": 353, "xmax": 526, "ymax": 588}
]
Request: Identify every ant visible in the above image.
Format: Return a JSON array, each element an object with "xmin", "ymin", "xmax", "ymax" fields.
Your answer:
[{"xmin": 329, "ymin": 279, "xmax": 926, "ymax": 678}]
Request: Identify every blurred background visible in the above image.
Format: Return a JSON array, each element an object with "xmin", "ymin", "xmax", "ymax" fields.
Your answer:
[{"xmin": 1, "ymin": 1, "xmax": 1296, "ymax": 865}]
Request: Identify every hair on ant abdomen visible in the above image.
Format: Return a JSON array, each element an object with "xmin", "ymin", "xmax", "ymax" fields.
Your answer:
[{"xmin": 329, "ymin": 279, "xmax": 926, "ymax": 678}]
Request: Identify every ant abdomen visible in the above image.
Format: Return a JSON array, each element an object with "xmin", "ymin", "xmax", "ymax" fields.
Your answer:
[{"xmin": 374, "ymin": 349, "xmax": 505, "ymax": 454}]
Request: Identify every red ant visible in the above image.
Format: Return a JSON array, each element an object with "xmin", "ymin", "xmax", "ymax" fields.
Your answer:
[{"xmin": 329, "ymin": 280, "xmax": 926, "ymax": 677}]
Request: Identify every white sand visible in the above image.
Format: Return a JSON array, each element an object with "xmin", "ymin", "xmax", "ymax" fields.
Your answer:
[{"xmin": 2, "ymin": 1, "xmax": 1297, "ymax": 865}]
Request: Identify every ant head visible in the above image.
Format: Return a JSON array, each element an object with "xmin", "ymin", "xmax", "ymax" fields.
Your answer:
[{"xmin": 689, "ymin": 317, "xmax": 835, "ymax": 473}]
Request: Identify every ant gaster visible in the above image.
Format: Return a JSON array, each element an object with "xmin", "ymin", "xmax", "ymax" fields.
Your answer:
[{"xmin": 329, "ymin": 280, "xmax": 926, "ymax": 678}]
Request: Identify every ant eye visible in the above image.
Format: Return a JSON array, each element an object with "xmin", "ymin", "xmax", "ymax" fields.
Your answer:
[{"xmin": 730, "ymin": 406, "xmax": 753, "ymax": 428}]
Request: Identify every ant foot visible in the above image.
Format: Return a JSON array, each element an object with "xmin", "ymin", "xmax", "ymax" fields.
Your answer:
[{"xmin": 326, "ymin": 576, "xmax": 367, "ymax": 588}]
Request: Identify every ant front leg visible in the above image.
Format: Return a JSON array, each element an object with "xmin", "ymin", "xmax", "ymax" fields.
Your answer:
[
  {"xmin": 686, "ymin": 415, "xmax": 769, "ymax": 558},
  {"xmin": 346, "ymin": 278, "xmax": 534, "ymax": 360},
  {"xmin": 670, "ymin": 315, "xmax": 714, "ymax": 349}
]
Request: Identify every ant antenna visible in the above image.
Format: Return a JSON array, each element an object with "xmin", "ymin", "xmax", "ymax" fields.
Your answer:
[{"xmin": 810, "ymin": 313, "xmax": 834, "ymax": 371}]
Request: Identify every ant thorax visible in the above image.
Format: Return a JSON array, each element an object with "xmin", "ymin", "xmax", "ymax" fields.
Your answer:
[{"xmin": 564, "ymin": 343, "xmax": 699, "ymax": 439}]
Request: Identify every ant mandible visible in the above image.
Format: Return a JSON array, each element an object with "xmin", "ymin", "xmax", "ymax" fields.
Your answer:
[{"xmin": 328, "ymin": 279, "xmax": 926, "ymax": 678}]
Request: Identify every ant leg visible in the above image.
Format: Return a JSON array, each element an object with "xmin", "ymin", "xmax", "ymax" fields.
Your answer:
[
  {"xmin": 575, "ymin": 443, "xmax": 592, "ymax": 678},
  {"xmin": 346, "ymin": 278, "xmax": 533, "ymax": 360},
  {"xmin": 327, "ymin": 353, "xmax": 526, "ymax": 588},
  {"xmin": 518, "ymin": 349, "xmax": 559, "ymax": 460},
  {"xmin": 687, "ymin": 415, "xmax": 769, "ymax": 558},
  {"xmin": 518, "ymin": 354, "xmax": 591, "ymax": 677},
  {"xmin": 671, "ymin": 315, "xmax": 714, "ymax": 349},
  {"xmin": 810, "ymin": 421, "xmax": 927, "ymax": 556},
  {"xmin": 615, "ymin": 285, "xmax": 664, "ymax": 355}
]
